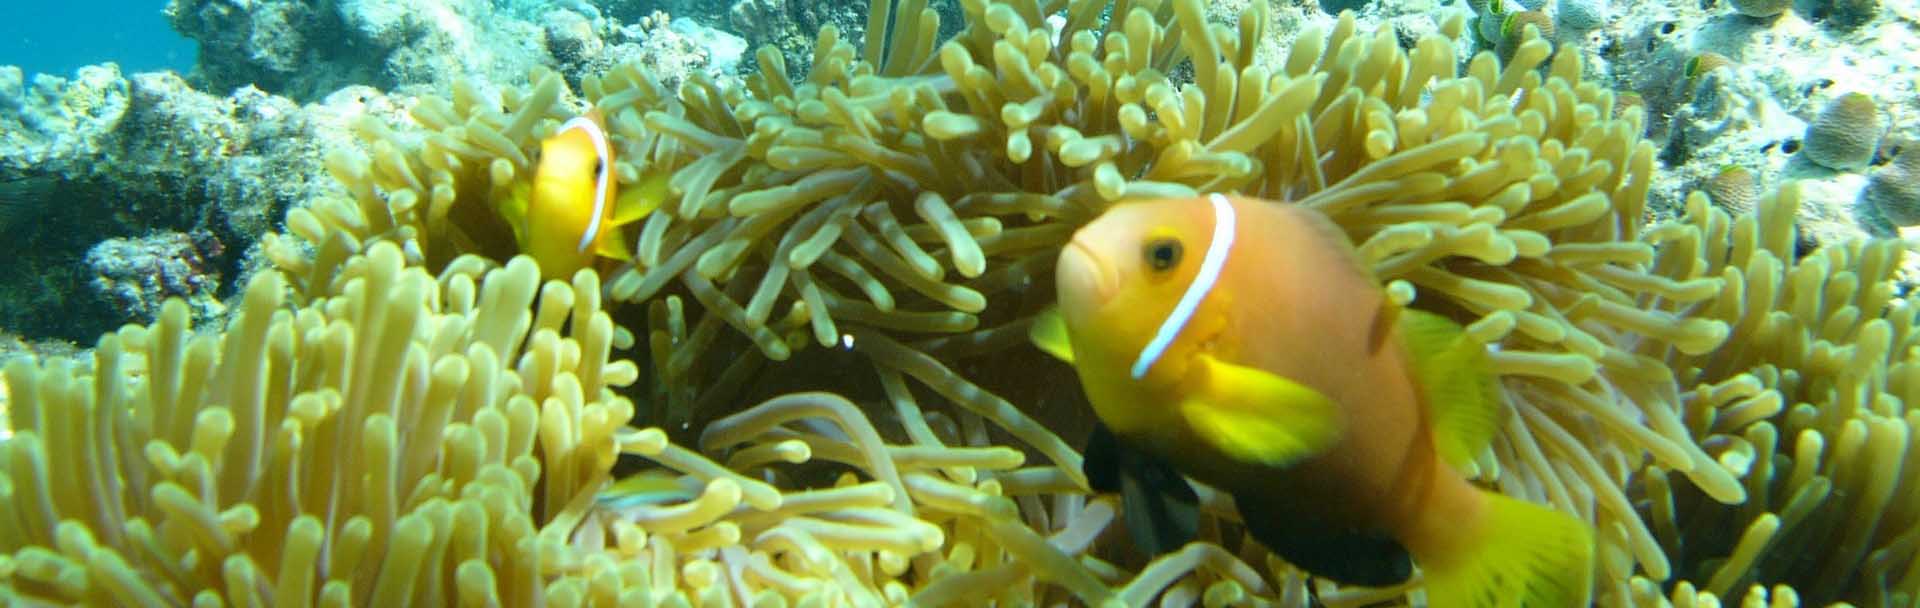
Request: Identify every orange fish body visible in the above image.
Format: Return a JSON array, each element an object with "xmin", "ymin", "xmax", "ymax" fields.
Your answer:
[
  {"xmin": 1036, "ymin": 193, "xmax": 1594, "ymax": 604},
  {"xmin": 1064, "ymin": 196, "xmax": 1406, "ymax": 483},
  {"xmin": 516, "ymin": 109, "xmax": 667, "ymax": 280}
]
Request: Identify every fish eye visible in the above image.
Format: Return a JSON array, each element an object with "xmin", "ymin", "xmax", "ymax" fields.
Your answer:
[
  {"xmin": 593, "ymin": 159, "xmax": 605, "ymax": 178},
  {"xmin": 1143, "ymin": 238, "xmax": 1182, "ymax": 271}
]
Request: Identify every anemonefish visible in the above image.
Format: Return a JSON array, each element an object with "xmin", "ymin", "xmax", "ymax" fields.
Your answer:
[
  {"xmin": 595, "ymin": 468, "xmax": 700, "ymax": 510},
  {"xmin": 509, "ymin": 109, "xmax": 666, "ymax": 280},
  {"xmin": 1030, "ymin": 193, "xmax": 1595, "ymax": 605}
]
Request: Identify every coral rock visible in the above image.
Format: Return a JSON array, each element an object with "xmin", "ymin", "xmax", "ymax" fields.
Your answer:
[
  {"xmin": 1729, "ymin": 0, "xmax": 1793, "ymax": 17},
  {"xmin": 1802, "ymin": 92, "xmax": 1885, "ymax": 172},
  {"xmin": 1866, "ymin": 147, "xmax": 1920, "ymax": 226},
  {"xmin": 84, "ymin": 229, "xmax": 227, "ymax": 327},
  {"xmin": 544, "ymin": 9, "xmax": 605, "ymax": 69},
  {"xmin": 1703, "ymin": 165, "xmax": 1762, "ymax": 216},
  {"xmin": 167, "ymin": 0, "xmax": 559, "ymax": 101},
  {"xmin": 1497, "ymin": 11, "xmax": 1556, "ymax": 61},
  {"xmin": 1555, "ymin": 0, "xmax": 1609, "ymax": 32},
  {"xmin": 0, "ymin": 65, "xmax": 327, "ymax": 343}
]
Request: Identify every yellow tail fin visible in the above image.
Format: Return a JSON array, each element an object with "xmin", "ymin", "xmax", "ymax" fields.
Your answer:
[{"xmin": 1422, "ymin": 492, "xmax": 1594, "ymax": 608}]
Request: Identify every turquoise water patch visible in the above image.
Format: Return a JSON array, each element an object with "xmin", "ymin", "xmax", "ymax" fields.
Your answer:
[{"xmin": 0, "ymin": 2, "xmax": 194, "ymax": 78}]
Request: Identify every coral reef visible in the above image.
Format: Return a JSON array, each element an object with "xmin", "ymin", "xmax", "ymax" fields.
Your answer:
[
  {"xmin": 84, "ymin": 229, "xmax": 228, "ymax": 329},
  {"xmin": 1496, "ymin": 10, "xmax": 1556, "ymax": 61},
  {"xmin": 1522, "ymin": 0, "xmax": 1918, "ymax": 254},
  {"xmin": 627, "ymin": 11, "xmax": 751, "ymax": 88},
  {"xmin": 0, "ymin": 65, "xmax": 129, "ymax": 169},
  {"xmin": 549, "ymin": 8, "xmax": 751, "ymax": 93},
  {"xmin": 1702, "ymin": 164, "xmax": 1762, "ymax": 216},
  {"xmin": 161, "ymin": 0, "xmax": 338, "ymax": 97},
  {"xmin": 1554, "ymin": 0, "xmax": 1610, "ymax": 34},
  {"xmin": 1866, "ymin": 144, "xmax": 1920, "ymax": 228},
  {"xmin": 1655, "ymin": 65, "xmax": 1804, "ymax": 221},
  {"xmin": 0, "ymin": 65, "xmax": 324, "ymax": 343},
  {"xmin": 162, "ymin": 0, "xmax": 366, "ymax": 101},
  {"xmin": 166, "ymin": 0, "xmax": 568, "ymax": 101},
  {"xmin": 1730, "ymin": 0, "xmax": 1794, "ymax": 18},
  {"xmin": 4, "ymin": 0, "xmax": 1920, "ymax": 605},
  {"xmin": 727, "ymin": 0, "xmax": 877, "ymax": 78},
  {"xmin": 544, "ymin": 8, "xmax": 609, "ymax": 76},
  {"xmin": 1801, "ymin": 92, "xmax": 1885, "ymax": 172}
]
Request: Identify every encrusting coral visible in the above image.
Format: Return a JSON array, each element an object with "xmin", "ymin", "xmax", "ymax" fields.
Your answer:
[
  {"xmin": 8, "ymin": 0, "xmax": 1920, "ymax": 604},
  {"xmin": 1801, "ymin": 92, "xmax": 1884, "ymax": 172},
  {"xmin": 1701, "ymin": 164, "xmax": 1760, "ymax": 216},
  {"xmin": 1866, "ymin": 145, "xmax": 1920, "ymax": 227}
]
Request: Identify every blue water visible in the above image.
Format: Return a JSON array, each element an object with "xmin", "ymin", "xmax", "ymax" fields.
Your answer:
[{"xmin": 0, "ymin": 2, "xmax": 195, "ymax": 78}]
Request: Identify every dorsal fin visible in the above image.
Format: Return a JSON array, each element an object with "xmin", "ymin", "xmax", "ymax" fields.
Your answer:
[
  {"xmin": 1275, "ymin": 200, "xmax": 1380, "ymax": 288},
  {"xmin": 1368, "ymin": 296, "xmax": 1402, "ymax": 356},
  {"xmin": 1398, "ymin": 308, "xmax": 1502, "ymax": 470}
]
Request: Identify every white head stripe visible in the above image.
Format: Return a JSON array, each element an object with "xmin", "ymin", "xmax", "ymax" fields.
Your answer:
[
  {"xmin": 562, "ymin": 116, "xmax": 614, "ymax": 254},
  {"xmin": 1131, "ymin": 193, "xmax": 1236, "ymax": 379}
]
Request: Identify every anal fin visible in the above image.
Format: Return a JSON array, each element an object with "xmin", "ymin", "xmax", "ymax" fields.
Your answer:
[
  {"xmin": 1421, "ymin": 492, "xmax": 1594, "ymax": 607},
  {"xmin": 1237, "ymin": 493, "xmax": 1413, "ymax": 587},
  {"xmin": 1084, "ymin": 423, "xmax": 1199, "ymax": 556},
  {"xmin": 1083, "ymin": 421, "xmax": 1124, "ymax": 493}
]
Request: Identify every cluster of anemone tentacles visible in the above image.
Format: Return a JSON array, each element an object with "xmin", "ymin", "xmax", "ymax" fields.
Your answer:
[{"xmin": 3, "ymin": 0, "xmax": 1918, "ymax": 605}]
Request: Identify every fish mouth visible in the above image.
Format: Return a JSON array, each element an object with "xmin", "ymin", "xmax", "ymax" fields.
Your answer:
[{"xmin": 1057, "ymin": 238, "xmax": 1117, "ymax": 315}]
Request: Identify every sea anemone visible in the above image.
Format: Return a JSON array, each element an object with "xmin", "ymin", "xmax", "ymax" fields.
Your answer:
[{"xmin": 5, "ymin": 0, "xmax": 1919, "ymax": 605}]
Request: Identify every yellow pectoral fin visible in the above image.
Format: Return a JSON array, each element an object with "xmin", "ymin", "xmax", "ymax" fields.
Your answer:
[
  {"xmin": 1028, "ymin": 307, "xmax": 1075, "ymax": 364},
  {"xmin": 1178, "ymin": 355, "xmax": 1343, "ymax": 467},
  {"xmin": 592, "ymin": 224, "xmax": 634, "ymax": 261},
  {"xmin": 501, "ymin": 181, "xmax": 534, "ymax": 249},
  {"xmin": 612, "ymin": 171, "xmax": 669, "ymax": 225}
]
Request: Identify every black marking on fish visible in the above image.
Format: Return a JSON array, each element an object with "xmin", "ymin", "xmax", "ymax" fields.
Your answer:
[
  {"xmin": 1238, "ymin": 493, "xmax": 1413, "ymax": 587},
  {"xmin": 1084, "ymin": 423, "xmax": 1200, "ymax": 556}
]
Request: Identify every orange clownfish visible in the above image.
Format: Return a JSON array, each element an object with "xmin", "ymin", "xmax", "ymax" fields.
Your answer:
[
  {"xmin": 1030, "ymin": 193, "xmax": 1595, "ymax": 605},
  {"xmin": 512, "ymin": 110, "xmax": 666, "ymax": 280}
]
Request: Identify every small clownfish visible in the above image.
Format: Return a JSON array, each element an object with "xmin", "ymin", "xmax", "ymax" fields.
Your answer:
[
  {"xmin": 1030, "ymin": 193, "xmax": 1595, "ymax": 606},
  {"xmin": 595, "ymin": 468, "xmax": 700, "ymax": 510},
  {"xmin": 513, "ymin": 109, "xmax": 667, "ymax": 280}
]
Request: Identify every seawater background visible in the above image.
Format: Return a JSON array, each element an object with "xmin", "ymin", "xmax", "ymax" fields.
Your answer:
[{"xmin": 0, "ymin": 2, "xmax": 194, "ymax": 78}]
